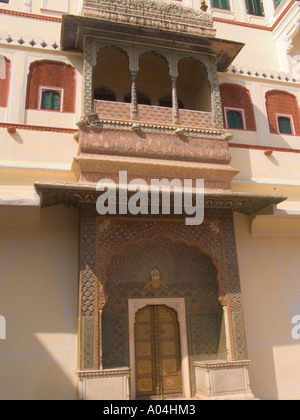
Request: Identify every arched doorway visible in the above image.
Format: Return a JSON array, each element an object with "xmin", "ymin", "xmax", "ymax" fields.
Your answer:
[
  {"xmin": 128, "ymin": 297, "xmax": 189, "ymax": 400},
  {"xmin": 101, "ymin": 235, "xmax": 227, "ymax": 398},
  {"xmin": 134, "ymin": 304, "xmax": 182, "ymax": 398}
]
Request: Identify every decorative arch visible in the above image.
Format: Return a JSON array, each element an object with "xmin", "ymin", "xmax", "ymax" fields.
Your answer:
[
  {"xmin": 177, "ymin": 56, "xmax": 211, "ymax": 112},
  {"xmin": 93, "ymin": 44, "xmax": 130, "ymax": 67},
  {"xmin": 220, "ymin": 83, "xmax": 256, "ymax": 131},
  {"xmin": 265, "ymin": 90, "xmax": 300, "ymax": 135},
  {"xmin": 0, "ymin": 55, "xmax": 11, "ymax": 108},
  {"xmin": 137, "ymin": 49, "xmax": 170, "ymax": 74},
  {"xmin": 93, "ymin": 46, "xmax": 131, "ymax": 102},
  {"xmin": 104, "ymin": 234, "xmax": 222, "ymax": 298},
  {"xmin": 25, "ymin": 60, "xmax": 76, "ymax": 113},
  {"xmin": 95, "ymin": 219, "xmax": 228, "ymax": 310},
  {"xmin": 101, "ymin": 232, "xmax": 228, "ymax": 396},
  {"xmin": 136, "ymin": 52, "xmax": 172, "ymax": 106}
]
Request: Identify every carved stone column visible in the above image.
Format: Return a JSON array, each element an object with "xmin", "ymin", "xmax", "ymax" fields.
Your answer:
[
  {"xmin": 209, "ymin": 57, "xmax": 224, "ymax": 129},
  {"xmin": 130, "ymin": 71, "xmax": 139, "ymax": 120},
  {"xmin": 83, "ymin": 37, "xmax": 95, "ymax": 116},
  {"xmin": 171, "ymin": 76, "xmax": 180, "ymax": 125},
  {"xmin": 79, "ymin": 204, "xmax": 97, "ymax": 371}
]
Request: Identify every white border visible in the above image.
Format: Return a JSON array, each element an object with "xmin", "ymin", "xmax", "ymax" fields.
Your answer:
[
  {"xmin": 224, "ymin": 106, "xmax": 247, "ymax": 130},
  {"xmin": 128, "ymin": 298, "xmax": 191, "ymax": 400}
]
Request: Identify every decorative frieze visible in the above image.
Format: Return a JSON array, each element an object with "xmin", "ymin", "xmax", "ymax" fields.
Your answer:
[
  {"xmin": 78, "ymin": 120, "xmax": 231, "ymax": 165},
  {"xmin": 83, "ymin": 0, "xmax": 215, "ymax": 38},
  {"xmin": 0, "ymin": 31, "xmax": 60, "ymax": 51},
  {"xmin": 226, "ymin": 64, "xmax": 299, "ymax": 83}
]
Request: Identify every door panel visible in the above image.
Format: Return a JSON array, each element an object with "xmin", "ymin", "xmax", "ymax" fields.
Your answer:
[
  {"xmin": 135, "ymin": 306, "xmax": 155, "ymax": 395},
  {"xmin": 135, "ymin": 305, "xmax": 182, "ymax": 397}
]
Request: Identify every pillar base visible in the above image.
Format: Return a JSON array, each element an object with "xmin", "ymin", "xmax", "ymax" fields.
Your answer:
[
  {"xmin": 77, "ymin": 368, "xmax": 131, "ymax": 400},
  {"xmin": 194, "ymin": 360, "xmax": 256, "ymax": 400}
]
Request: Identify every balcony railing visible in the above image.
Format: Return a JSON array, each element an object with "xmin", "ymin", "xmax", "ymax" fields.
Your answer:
[{"xmin": 94, "ymin": 100, "xmax": 214, "ymax": 128}]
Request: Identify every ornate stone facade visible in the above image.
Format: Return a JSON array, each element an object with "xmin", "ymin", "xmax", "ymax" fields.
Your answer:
[
  {"xmin": 77, "ymin": 207, "xmax": 250, "ymax": 380},
  {"xmin": 34, "ymin": 0, "xmax": 287, "ymax": 400}
]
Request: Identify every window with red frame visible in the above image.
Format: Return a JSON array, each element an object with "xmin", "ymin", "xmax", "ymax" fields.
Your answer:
[
  {"xmin": 220, "ymin": 83, "xmax": 256, "ymax": 131},
  {"xmin": 0, "ymin": 56, "xmax": 11, "ymax": 108},
  {"xmin": 266, "ymin": 90, "xmax": 300, "ymax": 136},
  {"xmin": 26, "ymin": 60, "xmax": 76, "ymax": 113}
]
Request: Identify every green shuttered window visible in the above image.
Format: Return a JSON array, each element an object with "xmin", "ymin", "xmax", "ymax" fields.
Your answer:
[
  {"xmin": 278, "ymin": 117, "xmax": 293, "ymax": 135},
  {"xmin": 227, "ymin": 111, "xmax": 244, "ymax": 129},
  {"xmin": 211, "ymin": 0, "xmax": 230, "ymax": 10},
  {"xmin": 246, "ymin": 0, "xmax": 264, "ymax": 16},
  {"xmin": 41, "ymin": 90, "xmax": 61, "ymax": 111}
]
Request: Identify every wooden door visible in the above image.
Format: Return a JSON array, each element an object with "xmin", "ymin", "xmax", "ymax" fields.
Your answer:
[{"xmin": 135, "ymin": 305, "xmax": 182, "ymax": 398}]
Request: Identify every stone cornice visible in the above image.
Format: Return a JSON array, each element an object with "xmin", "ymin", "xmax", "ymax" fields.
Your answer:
[
  {"xmin": 77, "ymin": 368, "xmax": 131, "ymax": 380},
  {"xmin": 34, "ymin": 180, "xmax": 287, "ymax": 216},
  {"xmin": 83, "ymin": 0, "xmax": 215, "ymax": 37},
  {"xmin": 0, "ymin": 122, "xmax": 77, "ymax": 134},
  {"xmin": 194, "ymin": 360, "xmax": 252, "ymax": 369},
  {"xmin": 0, "ymin": 7, "xmax": 62, "ymax": 22}
]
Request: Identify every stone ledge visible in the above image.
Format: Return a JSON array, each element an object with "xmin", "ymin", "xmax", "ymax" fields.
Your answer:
[{"xmin": 194, "ymin": 360, "xmax": 256, "ymax": 400}]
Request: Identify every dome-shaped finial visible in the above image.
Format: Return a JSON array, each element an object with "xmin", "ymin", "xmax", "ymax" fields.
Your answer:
[{"xmin": 201, "ymin": 1, "xmax": 208, "ymax": 12}]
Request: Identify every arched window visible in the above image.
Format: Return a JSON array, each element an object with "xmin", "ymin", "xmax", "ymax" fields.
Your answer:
[
  {"xmin": 0, "ymin": 55, "xmax": 11, "ymax": 108},
  {"xmin": 41, "ymin": 90, "xmax": 61, "ymax": 111},
  {"xmin": 265, "ymin": 90, "xmax": 300, "ymax": 136},
  {"xmin": 220, "ymin": 83, "xmax": 256, "ymax": 131},
  {"xmin": 26, "ymin": 60, "xmax": 76, "ymax": 113}
]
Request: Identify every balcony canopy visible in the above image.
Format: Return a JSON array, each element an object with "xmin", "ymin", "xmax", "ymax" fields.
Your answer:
[{"xmin": 61, "ymin": 0, "xmax": 244, "ymax": 72}]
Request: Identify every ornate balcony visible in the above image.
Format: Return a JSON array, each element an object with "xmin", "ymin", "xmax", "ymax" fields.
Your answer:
[{"xmin": 60, "ymin": 0, "xmax": 245, "ymax": 189}]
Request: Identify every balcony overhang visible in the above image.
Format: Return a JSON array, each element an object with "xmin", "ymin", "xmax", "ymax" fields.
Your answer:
[
  {"xmin": 61, "ymin": 13, "xmax": 244, "ymax": 72},
  {"xmin": 34, "ymin": 181, "xmax": 286, "ymax": 217}
]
